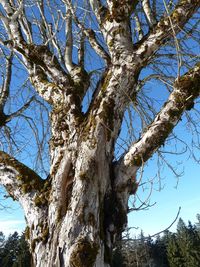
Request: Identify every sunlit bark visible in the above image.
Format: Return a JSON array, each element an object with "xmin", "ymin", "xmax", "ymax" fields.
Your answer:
[{"xmin": 0, "ymin": 0, "xmax": 199, "ymax": 266}]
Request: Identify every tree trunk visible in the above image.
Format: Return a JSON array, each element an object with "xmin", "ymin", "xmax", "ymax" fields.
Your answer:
[
  {"xmin": 25, "ymin": 154, "xmax": 127, "ymax": 267},
  {"xmin": 21, "ymin": 102, "xmax": 129, "ymax": 267}
]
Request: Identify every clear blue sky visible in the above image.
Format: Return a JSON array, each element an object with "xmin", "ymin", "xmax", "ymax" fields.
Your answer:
[{"xmin": 128, "ymin": 156, "xmax": 200, "ymax": 237}]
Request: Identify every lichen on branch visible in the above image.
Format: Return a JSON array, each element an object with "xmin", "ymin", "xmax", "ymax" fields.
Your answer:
[
  {"xmin": 0, "ymin": 151, "xmax": 44, "ymax": 198},
  {"xmin": 115, "ymin": 62, "xmax": 200, "ymax": 190}
]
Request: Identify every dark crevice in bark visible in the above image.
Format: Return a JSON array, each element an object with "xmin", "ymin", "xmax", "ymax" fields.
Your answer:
[
  {"xmin": 59, "ymin": 247, "xmax": 65, "ymax": 267},
  {"xmin": 103, "ymin": 191, "xmax": 127, "ymax": 264},
  {"xmin": 103, "ymin": 165, "xmax": 127, "ymax": 264}
]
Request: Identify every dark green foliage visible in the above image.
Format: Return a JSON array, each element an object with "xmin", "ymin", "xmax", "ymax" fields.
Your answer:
[
  {"xmin": 111, "ymin": 246, "xmax": 126, "ymax": 267},
  {"xmin": 167, "ymin": 219, "xmax": 200, "ymax": 267},
  {"xmin": 151, "ymin": 231, "xmax": 170, "ymax": 267},
  {"xmin": 112, "ymin": 215, "xmax": 200, "ymax": 267},
  {"xmin": 0, "ymin": 231, "xmax": 31, "ymax": 267}
]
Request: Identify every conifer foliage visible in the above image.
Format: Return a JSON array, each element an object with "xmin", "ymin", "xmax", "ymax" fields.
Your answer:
[
  {"xmin": 113, "ymin": 215, "xmax": 200, "ymax": 267},
  {"xmin": 0, "ymin": 231, "xmax": 31, "ymax": 267}
]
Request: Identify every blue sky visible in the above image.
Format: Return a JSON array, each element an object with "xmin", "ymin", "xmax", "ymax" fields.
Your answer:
[{"xmin": 128, "ymin": 158, "xmax": 200, "ymax": 237}]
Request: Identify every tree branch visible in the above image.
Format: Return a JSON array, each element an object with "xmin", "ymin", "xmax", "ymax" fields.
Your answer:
[
  {"xmin": 115, "ymin": 62, "xmax": 200, "ymax": 189},
  {"xmin": 106, "ymin": 0, "xmax": 139, "ymax": 21},
  {"xmin": 89, "ymin": 0, "xmax": 107, "ymax": 24},
  {"xmin": 0, "ymin": 151, "xmax": 43, "ymax": 200},
  {"xmin": 134, "ymin": 0, "xmax": 200, "ymax": 67},
  {"xmin": 1, "ymin": 0, "xmax": 24, "ymax": 44},
  {"xmin": 142, "ymin": 0, "xmax": 157, "ymax": 27},
  {"xmin": 5, "ymin": 96, "xmax": 36, "ymax": 123},
  {"xmin": 29, "ymin": 67, "xmax": 63, "ymax": 104},
  {"xmin": 64, "ymin": 0, "xmax": 110, "ymax": 64},
  {"xmin": 64, "ymin": 9, "xmax": 74, "ymax": 72},
  {"xmin": 0, "ymin": 53, "xmax": 13, "ymax": 111}
]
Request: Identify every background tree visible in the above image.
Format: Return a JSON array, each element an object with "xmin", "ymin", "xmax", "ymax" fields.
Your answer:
[
  {"xmin": 0, "ymin": 0, "xmax": 199, "ymax": 266},
  {"xmin": 167, "ymin": 219, "xmax": 200, "ymax": 267},
  {"xmin": 115, "ymin": 217, "xmax": 200, "ymax": 267},
  {"xmin": 0, "ymin": 231, "xmax": 6, "ymax": 266},
  {"xmin": 0, "ymin": 231, "xmax": 31, "ymax": 267},
  {"xmin": 151, "ymin": 231, "xmax": 169, "ymax": 267}
]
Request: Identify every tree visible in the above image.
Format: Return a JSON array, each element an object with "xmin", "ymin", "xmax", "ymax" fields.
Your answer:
[
  {"xmin": 0, "ymin": 231, "xmax": 31, "ymax": 267},
  {"xmin": 167, "ymin": 219, "xmax": 200, "ymax": 267},
  {"xmin": 13, "ymin": 232, "xmax": 31, "ymax": 267},
  {"xmin": 0, "ymin": 231, "xmax": 6, "ymax": 266},
  {"xmin": 0, "ymin": 0, "xmax": 200, "ymax": 266},
  {"xmin": 152, "ymin": 232, "xmax": 169, "ymax": 267}
]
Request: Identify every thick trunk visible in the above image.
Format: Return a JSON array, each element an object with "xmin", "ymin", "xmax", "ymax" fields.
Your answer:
[
  {"xmin": 23, "ymin": 104, "xmax": 128, "ymax": 267},
  {"xmin": 25, "ymin": 162, "xmax": 127, "ymax": 267}
]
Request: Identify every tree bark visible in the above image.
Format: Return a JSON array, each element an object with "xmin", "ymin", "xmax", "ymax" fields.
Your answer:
[{"xmin": 0, "ymin": 0, "xmax": 200, "ymax": 266}]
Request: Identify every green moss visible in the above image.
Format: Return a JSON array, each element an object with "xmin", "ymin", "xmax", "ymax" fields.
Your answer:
[
  {"xmin": 21, "ymin": 184, "xmax": 32, "ymax": 194},
  {"xmin": 99, "ymin": 98, "xmax": 115, "ymax": 141},
  {"xmin": 34, "ymin": 178, "xmax": 51, "ymax": 207},
  {"xmin": 79, "ymin": 172, "xmax": 88, "ymax": 181},
  {"xmin": 0, "ymin": 151, "xmax": 44, "ymax": 195},
  {"xmin": 56, "ymin": 206, "xmax": 63, "ymax": 223},
  {"xmin": 41, "ymin": 226, "xmax": 49, "ymax": 244},
  {"xmin": 34, "ymin": 194, "xmax": 47, "ymax": 207},
  {"xmin": 24, "ymin": 226, "xmax": 30, "ymax": 240},
  {"xmin": 69, "ymin": 238, "xmax": 99, "ymax": 267},
  {"xmin": 82, "ymin": 114, "xmax": 97, "ymax": 142},
  {"xmin": 101, "ymin": 72, "xmax": 112, "ymax": 92},
  {"xmin": 131, "ymin": 155, "xmax": 142, "ymax": 166},
  {"xmin": 31, "ymin": 238, "xmax": 39, "ymax": 251}
]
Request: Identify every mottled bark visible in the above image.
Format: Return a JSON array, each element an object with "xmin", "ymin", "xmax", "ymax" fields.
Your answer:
[{"xmin": 0, "ymin": 0, "xmax": 200, "ymax": 266}]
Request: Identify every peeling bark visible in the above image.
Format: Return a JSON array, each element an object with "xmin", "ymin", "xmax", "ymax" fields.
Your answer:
[{"xmin": 0, "ymin": 0, "xmax": 199, "ymax": 266}]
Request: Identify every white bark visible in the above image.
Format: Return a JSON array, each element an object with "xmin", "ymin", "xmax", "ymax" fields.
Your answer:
[
  {"xmin": 142, "ymin": 0, "xmax": 157, "ymax": 27},
  {"xmin": 0, "ymin": 0, "xmax": 199, "ymax": 266}
]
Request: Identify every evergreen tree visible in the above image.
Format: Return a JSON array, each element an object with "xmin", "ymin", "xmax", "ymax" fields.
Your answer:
[
  {"xmin": 167, "ymin": 218, "xmax": 200, "ymax": 267},
  {"xmin": 0, "ymin": 231, "xmax": 31, "ymax": 267},
  {"xmin": 167, "ymin": 233, "xmax": 182, "ymax": 267},
  {"xmin": 1, "ymin": 232, "xmax": 20, "ymax": 267},
  {"xmin": 195, "ymin": 214, "xmax": 200, "ymax": 236},
  {"xmin": 13, "ymin": 233, "xmax": 31, "ymax": 267},
  {"xmin": 0, "ymin": 231, "xmax": 6, "ymax": 266},
  {"xmin": 152, "ymin": 232, "xmax": 169, "ymax": 267}
]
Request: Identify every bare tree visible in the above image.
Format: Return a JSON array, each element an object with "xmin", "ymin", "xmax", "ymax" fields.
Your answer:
[{"xmin": 0, "ymin": 0, "xmax": 199, "ymax": 266}]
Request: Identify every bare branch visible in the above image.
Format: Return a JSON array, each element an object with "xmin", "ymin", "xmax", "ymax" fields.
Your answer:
[
  {"xmin": 63, "ymin": 0, "xmax": 110, "ymax": 64},
  {"xmin": 89, "ymin": 0, "xmax": 107, "ymax": 23},
  {"xmin": 0, "ymin": 54, "xmax": 13, "ymax": 110},
  {"xmin": 135, "ymin": 14, "xmax": 144, "ymax": 41},
  {"xmin": 64, "ymin": 10, "xmax": 74, "ymax": 72},
  {"xmin": 115, "ymin": 62, "xmax": 200, "ymax": 189},
  {"xmin": 134, "ymin": 0, "xmax": 200, "ymax": 67},
  {"xmin": 5, "ymin": 96, "xmax": 36, "ymax": 122},
  {"xmin": 0, "ymin": 150, "xmax": 43, "ymax": 200},
  {"xmin": 142, "ymin": 0, "xmax": 157, "ymax": 27}
]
